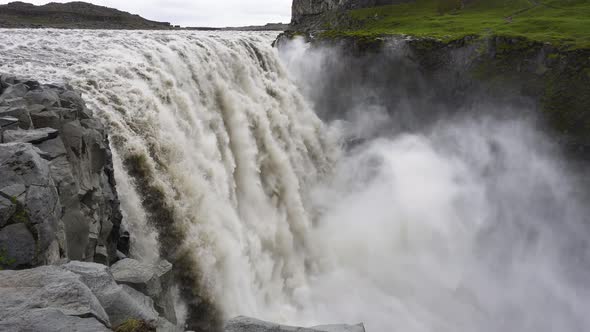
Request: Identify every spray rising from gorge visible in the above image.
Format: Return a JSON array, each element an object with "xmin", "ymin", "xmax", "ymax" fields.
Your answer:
[{"xmin": 2, "ymin": 30, "xmax": 590, "ymax": 331}]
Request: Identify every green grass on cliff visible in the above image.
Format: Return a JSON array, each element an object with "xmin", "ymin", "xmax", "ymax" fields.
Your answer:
[{"xmin": 326, "ymin": 0, "xmax": 590, "ymax": 49}]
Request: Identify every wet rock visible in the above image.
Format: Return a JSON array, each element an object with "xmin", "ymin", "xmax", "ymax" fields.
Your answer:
[
  {"xmin": 224, "ymin": 317, "xmax": 366, "ymax": 332},
  {"xmin": 63, "ymin": 261, "xmax": 160, "ymax": 327},
  {"xmin": 0, "ymin": 74, "xmax": 16, "ymax": 88},
  {"xmin": 30, "ymin": 109, "xmax": 61, "ymax": 129},
  {"xmin": 110, "ymin": 258, "xmax": 177, "ymax": 324},
  {"xmin": 60, "ymin": 89, "xmax": 86, "ymax": 109},
  {"xmin": 0, "ymin": 83, "xmax": 28, "ymax": 101},
  {"xmin": 0, "ymin": 308, "xmax": 111, "ymax": 332},
  {"xmin": 25, "ymin": 88, "xmax": 60, "ymax": 107},
  {"xmin": 4, "ymin": 127, "xmax": 59, "ymax": 144},
  {"xmin": 0, "ymin": 106, "xmax": 33, "ymax": 129},
  {"xmin": 0, "ymin": 223, "xmax": 35, "ymax": 268},
  {"xmin": 0, "ymin": 265, "xmax": 110, "ymax": 326}
]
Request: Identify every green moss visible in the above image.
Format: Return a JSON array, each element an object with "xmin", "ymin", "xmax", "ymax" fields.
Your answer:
[
  {"xmin": 0, "ymin": 247, "xmax": 16, "ymax": 270},
  {"xmin": 325, "ymin": 0, "xmax": 590, "ymax": 49},
  {"xmin": 9, "ymin": 196, "xmax": 29, "ymax": 225},
  {"xmin": 115, "ymin": 319, "xmax": 155, "ymax": 332}
]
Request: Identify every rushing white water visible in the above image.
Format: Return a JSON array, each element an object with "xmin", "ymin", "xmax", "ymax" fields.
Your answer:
[{"xmin": 1, "ymin": 30, "xmax": 590, "ymax": 332}]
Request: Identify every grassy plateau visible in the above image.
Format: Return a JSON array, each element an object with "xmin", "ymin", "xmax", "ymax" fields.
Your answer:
[{"xmin": 324, "ymin": 0, "xmax": 590, "ymax": 49}]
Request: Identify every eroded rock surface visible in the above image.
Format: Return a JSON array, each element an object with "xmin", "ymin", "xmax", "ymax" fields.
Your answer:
[{"xmin": 0, "ymin": 74, "xmax": 124, "ymax": 267}]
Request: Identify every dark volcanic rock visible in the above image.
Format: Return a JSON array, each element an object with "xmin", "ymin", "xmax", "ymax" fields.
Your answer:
[
  {"xmin": 3, "ymin": 127, "xmax": 59, "ymax": 144},
  {"xmin": 291, "ymin": 0, "xmax": 413, "ymax": 30},
  {"xmin": 0, "ymin": 74, "xmax": 123, "ymax": 267},
  {"xmin": 0, "ymin": 223, "xmax": 35, "ymax": 268},
  {"xmin": 0, "ymin": 1, "xmax": 172, "ymax": 29}
]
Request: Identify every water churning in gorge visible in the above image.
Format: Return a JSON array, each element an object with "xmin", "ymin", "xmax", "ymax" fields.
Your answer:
[{"xmin": 2, "ymin": 30, "xmax": 590, "ymax": 332}]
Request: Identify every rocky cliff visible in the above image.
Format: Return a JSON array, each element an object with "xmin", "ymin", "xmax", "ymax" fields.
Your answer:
[
  {"xmin": 291, "ymin": 0, "xmax": 412, "ymax": 30},
  {"xmin": 0, "ymin": 1, "xmax": 172, "ymax": 29},
  {"xmin": 0, "ymin": 74, "xmax": 125, "ymax": 268},
  {"xmin": 0, "ymin": 75, "xmax": 183, "ymax": 331}
]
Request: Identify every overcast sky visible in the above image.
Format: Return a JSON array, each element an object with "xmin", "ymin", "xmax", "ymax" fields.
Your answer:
[{"xmin": 0, "ymin": 0, "xmax": 293, "ymax": 27}]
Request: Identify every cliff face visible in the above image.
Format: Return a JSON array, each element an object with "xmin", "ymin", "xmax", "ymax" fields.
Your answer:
[
  {"xmin": 291, "ymin": 0, "xmax": 412, "ymax": 28},
  {"xmin": 0, "ymin": 1, "xmax": 172, "ymax": 29},
  {"xmin": 0, "ymin": 74, "xmax": 124, "ymax": 268}
]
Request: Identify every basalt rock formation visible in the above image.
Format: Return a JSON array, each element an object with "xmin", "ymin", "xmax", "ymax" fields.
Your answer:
[
  {"xmin": 0, "ymin": 74, "xmax": 125, "ymax": 268},
  {"xmin": 291, "ymin": 0, "xmax": 413, "ymax": 30}
]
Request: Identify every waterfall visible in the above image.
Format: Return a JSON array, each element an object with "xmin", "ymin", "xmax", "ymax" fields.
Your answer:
[
  {"xmin": 2, "ymin": 29, "xmax": 590, "ymax": 332},
  {"xmin": 0, "ymin": 30, "xmax": 338, "ymax": 329}
]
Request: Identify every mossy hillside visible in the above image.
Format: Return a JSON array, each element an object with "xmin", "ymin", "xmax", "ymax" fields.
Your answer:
[
  {"xmin": 398, "ymin": 34, "xmax": 590, "ymax": 153},
  {"xmin": 324, "ymin": 0, "xmax": 590, "ymax": 49}
]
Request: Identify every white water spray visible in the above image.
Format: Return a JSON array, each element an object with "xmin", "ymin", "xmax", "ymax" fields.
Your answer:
[{"xmin": 1, "ymin": 30, "xmax": 589, "ymax": 332}]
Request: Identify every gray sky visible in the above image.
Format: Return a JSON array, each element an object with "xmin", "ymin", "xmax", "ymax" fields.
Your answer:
[{"xmin": 0, "ymin": 0, "xmax": 293, "ymax": 27}]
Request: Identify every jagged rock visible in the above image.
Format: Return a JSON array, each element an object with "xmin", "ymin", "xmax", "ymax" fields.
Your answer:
[
  {"xmin": 37, "ymin": 137, "xmax": 68, "ymax": 160},
  {"xmin": 0, "ymin": 142, "xmax": 62, "ymax": 265},
  {"xmin": 0, "ymin": 74, "xmax": 16, "ymax": 88},
  {"xmin": 49, "ymin": 154, "xmax": 91, "ymax": 260},
  {"xmin": 115, "ymin": 258, "xmax": 174, "ymax": 315},
  {"xmin": 0, "ymin": 223, "xmax": 35, "ymax": 268},
  {"xmin": 121, "ymin": 284, "xmax": 160, "ymax": 320},
  {"xmin": 110, "ymin": 258, "xmax": 177, "ymax": 324},
  {"xmin": 0, "ymin": 116, "xmax": 19, "ymax": 129},
  {"xmin": 60, "ymin": 89, "xmax": 86, "ymax": 109},
  {"xmin": 4, "ymin": 127, "xmax": 59, "ymax": 144},
  {"xmin": 0, "ymin": 265, "xmax": 110, "ymax": 326},
  {"xmin": 0, "ymin": 106, "xmax": 33, "ymax": 129},
  {"xmin": 52, "ymin": 107, "xmax": 79, "ymax": 121},
  {"xmin": 25, "ymin": 88, "xmax": 60, "ymax": 107},
  {"xmin": 291, "ymin": 0, "xmax": 410, "ymax": 28},
  {"xmin": 63, "ymin": 261, "xmax": 160, "ymax": 327},
  {"xmin": 0, "ymin": 75, "xmax": 123, "ymax": 265},
  {"xmin": 94, "ymin": 244, "xmax": 109, "ymax": 264},
  {"xmin": 0, "ymin": 83, "xmax": 28, "ymax": 101},
  {"xmin": 0, "ymin": 308, "xmax": 111, "ymax": 332},
  {"xmin": 224, "ymin": 317, "xmax": 366, "ymax": 332},
  {"xmin": 30, "ymin": 109, "xmax": 61, "ymax": 129}
]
